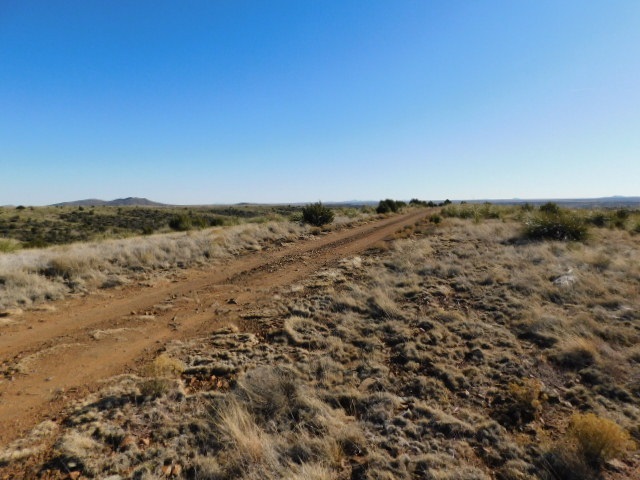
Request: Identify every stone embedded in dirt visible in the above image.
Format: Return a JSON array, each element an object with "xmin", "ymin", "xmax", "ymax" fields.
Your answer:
[
  {"xmin": 552, "ymin": 273, "xmax": 577, "ymax": 287},
  {"xmin": 227, "ymin": 298, "xmax": 238, "ymax": 304}
]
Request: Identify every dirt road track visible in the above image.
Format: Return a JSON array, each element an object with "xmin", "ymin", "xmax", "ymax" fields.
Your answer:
[{"xmin": 0, "ymin": 210, "xmax": 427, "ymax": 446}]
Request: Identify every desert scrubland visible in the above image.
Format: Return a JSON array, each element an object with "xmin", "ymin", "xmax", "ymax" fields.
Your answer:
[{"xmin": 1, "ymin": 204, "xmax": 639, "ymax": 479}]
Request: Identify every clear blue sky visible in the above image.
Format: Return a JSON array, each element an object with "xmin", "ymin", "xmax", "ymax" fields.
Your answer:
[{"xmin": 1, "ymin": 1, "xmax": 639, "ymax": 205}]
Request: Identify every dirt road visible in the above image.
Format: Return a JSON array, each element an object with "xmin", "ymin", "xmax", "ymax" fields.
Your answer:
[{"xmin": 0, "ymin": 210, "xmax": 427, "ymax": 446}]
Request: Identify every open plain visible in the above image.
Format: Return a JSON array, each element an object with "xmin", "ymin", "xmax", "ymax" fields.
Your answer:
[{"xmin": 1, "ymin": 205, "xmax": 639, "ymax": 479}]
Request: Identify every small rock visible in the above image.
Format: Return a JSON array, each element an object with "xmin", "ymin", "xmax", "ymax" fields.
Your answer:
[
  {"xmin": 227, "ymin": 298, "xmax": 238, "ymax": 305},
  {"xmin": 605, "ymin": 459, "xmax": 625, "ymax": 472},
  {"xmin": 553, "ymin": 273, "xmax": 577, "ymax": 287}
]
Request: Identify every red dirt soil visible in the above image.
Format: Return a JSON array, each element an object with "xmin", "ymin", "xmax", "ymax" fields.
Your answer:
[{"xmin": 0, "ymin": 210, "xmax": 427, "ymax": 448}]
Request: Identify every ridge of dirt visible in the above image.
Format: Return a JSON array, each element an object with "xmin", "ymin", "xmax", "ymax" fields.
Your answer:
[{"xmin": 0, "ymin": 210, "xmax": 427, "ymax": 447}]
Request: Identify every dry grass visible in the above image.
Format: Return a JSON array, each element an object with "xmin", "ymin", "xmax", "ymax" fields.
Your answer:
[
  {"xmin": 4, "ymin": 207, "xmax": 640, "ymax": 479},
  {"xmin": 567, "ymin": 412, "xmax": 635, "ymax": 464},
  {"xmin": 0, "ymin": 221, "xmax": 308, "ymax": 310}
]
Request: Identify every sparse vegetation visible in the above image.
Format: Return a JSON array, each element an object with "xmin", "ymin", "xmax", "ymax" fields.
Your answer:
[
  {"xmin": 0, "ymin": 204, "xmax": 312, "ymax": 248},
  {"xmin": 2, "ymin": 207, "xmax": 640, "ymax": 479}
]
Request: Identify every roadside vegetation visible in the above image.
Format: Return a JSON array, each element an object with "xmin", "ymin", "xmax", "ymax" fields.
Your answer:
[
  {"xmin": 0, "ymin": 205, "xmax": 319, "ymax": 249},
  {"xmin": 2, "ymin": 203, "xmax": 639, "ymax": 478},
  {"xmin": 0, "ymin": 206, "xmax": 374, "ymax": 312},
  {"xmin": 301, "ymin": 202, "xmax": 335, "ymax": 227}
]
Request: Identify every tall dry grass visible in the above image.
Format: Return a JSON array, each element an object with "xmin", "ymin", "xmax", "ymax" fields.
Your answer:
[{"xmin": 0, "ymin": 221, "xmax": 308, "ymax": 310}]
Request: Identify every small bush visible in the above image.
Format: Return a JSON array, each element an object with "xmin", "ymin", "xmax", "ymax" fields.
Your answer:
[
  {"xmin": 567, "ymin": 412, "xmax": 634, "ymax": 465},
  {"xmin": 523, "ymin": 211, "xmax": 589, "ymax": 241},
  {"xmin": 139, "ymin": 355, "xmax": 185, "ymax": 399},
  {"xmin": 301, "ymin": 202, "xmax": 334, "ymax": 227},
  {"xmin": 376, "ymin": 199, "xmax": 403, "ymax": 214},
  {"xmin": 550, "ymin": 338, "xmax": 598, "ymax": 370},
  {"xmin": 508, "ymin": 379, "xmax": 544, "ymax": 420},
  {"xmin": 143, "ymin": 354, "xmax": 186, "ymax": 378},
  {"xmin": 539, "ymin": 202, "xmax": 561, "ymax": 215},
  {"xmin": 429, "ymin": 214, "xmax": 442, "ymax": 224},
  {"xmin": 139, "ymin": 377, "xmax": 171, "ymax": 398},
  {"xmin": 0, "ymin": 238, "xmax": 21, "ymax": 253},
  {"xmin": 168, "ymin": 214, "xmax": 209, "ymax": 231}
]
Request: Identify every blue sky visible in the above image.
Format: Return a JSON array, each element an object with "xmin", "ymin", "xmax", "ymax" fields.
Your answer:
[{"xmin": 1, "ymin": 1, "xmax": 639, "ymax": 205}]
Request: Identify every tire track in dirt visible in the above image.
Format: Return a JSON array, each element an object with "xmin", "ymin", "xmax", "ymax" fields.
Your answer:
[{"xmin": 0, "ymin": 210, "xmax": 427, "ymax": 446}]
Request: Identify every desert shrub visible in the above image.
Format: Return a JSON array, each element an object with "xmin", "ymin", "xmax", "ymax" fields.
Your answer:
[
  {"xmin": 0, "ymin": 238, "xmax": 21, "ymax": 253},
  {"xmin": 376, "ymin": 199, "xmax": 403, "ymax": 214},
  {"xmin": 168, "ymin": 214, "xmax": 209, "ymax": 231},
  {"xmin": 149, "ymin": 354, "xmax": 185, "ymax": 377},
  {"xmin": 289, "ymin": 211, "xmax": 304, "ymax": 222},
  {"xmin": 507, "ymin": 379, "xmax": 544, "ymax": 424},
  {"xmin": 523, "ymin": 211, "xmax": 588, "ymax": 241},
  {"xmin": 301, "ymin": 202, "xmax": 334, "ymax": 227},
  {"xmin": 139, "ymin": 354, "xmax": 185, "ymax": 398},
  {"xmin": 612, "ymin": 208, "xmax": 630, "ymax": 228},
  {"xmin": 566, "ymin": 412, "xmax": 634, "ymax": 465},
  {"xmin": 587, "ymin": 212, "xmax": 608, "ymax": 228},
  {"xmin": 539, "ymin": 202, "xmax": 561, "ymax": 215},
  {"xmin": 429, "ymin": 214, "xmax": 442, "ymax": 224},
  {"xmin": 441, "ymin": 205, "xmax": 473, "ymax": 219},
  {"xmin": 139, "ymin": 377, "xmax": 171, "ymax": 398},
  {"xmin": 550, "ymin": 338, "xmax": 598, "ymax": 370},
  {"xmin": 169, "ymin": 214, "xmax": 194, "ymax": 231}
]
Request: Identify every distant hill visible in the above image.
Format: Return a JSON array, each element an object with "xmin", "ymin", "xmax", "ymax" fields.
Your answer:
[{"xmin": 52, "ymin": 197, "xmax": 167, "ymax": 207}]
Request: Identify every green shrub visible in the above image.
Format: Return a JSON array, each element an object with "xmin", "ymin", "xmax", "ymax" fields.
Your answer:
[
  {"xmin": 168, "ymin": 214, "xmax": 210, "ymax": 231},
  {"xmin": 588, "ymin": 212, "xmax": 608, "ymax": 228},
  {"xmin": 169, "ymin": 215, "xmax": 193, "ymax": 231},
  {"xmin": 376, "ymin": 199, "xmax": 403, "ymax": 214},
  {"xmin": 539, "ymin": 202, "xmax": 561, "ymax": 215},
  {"xmin": 0, "ymin": 238, "xmax": 21, "ymax": 253},
  {"xmin": 523, "ymin": 211, "xmax": 589, "ymax": 241},
  {"xmin": 301, "ymin": 202, "xmax": 334, "ymax": 227}
]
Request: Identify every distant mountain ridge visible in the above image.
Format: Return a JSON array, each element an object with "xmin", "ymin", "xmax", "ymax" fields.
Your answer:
[
  {"xmin": 52, "ymin": 197, "xmax": 166, "ymax": 207},
  {"xmin": 45, "ymin": 195, "xmax": 640, "ymax": 208}
]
